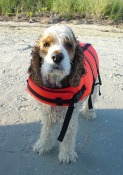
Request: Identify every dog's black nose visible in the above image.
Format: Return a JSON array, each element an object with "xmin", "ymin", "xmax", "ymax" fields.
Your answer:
[{"xmin": 51, "ymin": 53, "xmax": 64, "ymax": 64}]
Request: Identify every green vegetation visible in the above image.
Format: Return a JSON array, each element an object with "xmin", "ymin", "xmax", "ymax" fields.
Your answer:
[{"xmin": 0, "ymin": 0, "xmax": 123, "ymax": 22}]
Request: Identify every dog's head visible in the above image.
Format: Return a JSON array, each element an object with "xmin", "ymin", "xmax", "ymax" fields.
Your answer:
[{"xmin": 28, "ymin": 25, "xmax": 85, "ymax": 88}]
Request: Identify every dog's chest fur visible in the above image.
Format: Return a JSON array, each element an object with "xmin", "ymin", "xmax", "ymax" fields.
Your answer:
[{"xmin": 38, "ymin": 101, "xmax": 82, "ymax": 124}]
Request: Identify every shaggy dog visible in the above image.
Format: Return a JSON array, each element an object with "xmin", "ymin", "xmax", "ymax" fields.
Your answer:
[{"xmin": 27, "ymin": 25, "xmax": 101, "ymax": 163}]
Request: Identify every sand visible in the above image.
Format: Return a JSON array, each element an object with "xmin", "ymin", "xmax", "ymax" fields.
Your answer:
[{"xmin": 0, "ymin": 21, "xmax": 123, "ymax": 175}]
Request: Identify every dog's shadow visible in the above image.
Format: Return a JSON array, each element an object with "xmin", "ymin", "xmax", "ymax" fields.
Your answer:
[{"xmin": 0, "ymin": 109, "xmax": 123, "ymax": 175}]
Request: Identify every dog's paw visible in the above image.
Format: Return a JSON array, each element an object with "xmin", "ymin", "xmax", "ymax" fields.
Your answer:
[
  {"xmin": 33, "ymin": 140, "xmax": 53, "ymax": 155},
  {"xmin": 58, "ymin": 151, "xmax": 78, "ymax": 164}
]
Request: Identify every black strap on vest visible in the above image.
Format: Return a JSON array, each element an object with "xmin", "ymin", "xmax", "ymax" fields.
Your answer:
[
  {"xmin": 57, "ymin": 85, "xmax": 86, "ymax": 142},
  {"xmin": 87, "ymin": 47, "xmax": 102, "ymax": 87},
  {"xmin": 27, "ymin": 81, "xmax": 71, "ymax": 106},
  {"xmin": 83, "ymin": 43, "xmax": 102, "ymax": 109},
  {"xmin": 84, "ymin": 56, "xmax": 95, "ymax": 109},
  {"xmin": 82, "ymin": 43, "xmax": 91, "ymax": 51}
]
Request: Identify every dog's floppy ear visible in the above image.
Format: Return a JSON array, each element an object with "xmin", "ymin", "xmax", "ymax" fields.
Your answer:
[
  {"xmin": 28, "ymin": 43, "xmax": 43, "ymax": 87},
  {"xmin": 67, "ymin": 43, "xmax": 86, "ymax": 87}
]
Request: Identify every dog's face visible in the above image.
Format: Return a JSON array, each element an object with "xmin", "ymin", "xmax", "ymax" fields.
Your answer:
[
  {"xmin": 29, "ymin": 25, "xmax": 85, "ymax": 88},
  {"xmin": 38, "ymin": 25, "xmax": 77, "ymax": 88}
]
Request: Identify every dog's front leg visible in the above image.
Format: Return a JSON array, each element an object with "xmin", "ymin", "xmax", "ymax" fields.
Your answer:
[
  {"xmin": 33, "ymin": 121, "xmax": 55, "ymax": 155},
  {"xmin": 58, "ymin": 117, "xmax": 78, "ymax": 163}
]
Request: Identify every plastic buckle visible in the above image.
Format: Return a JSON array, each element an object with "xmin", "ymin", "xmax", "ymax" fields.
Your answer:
[{"xmin": 55, "ymin": 98, "xmax": 63, "ymax": 106}]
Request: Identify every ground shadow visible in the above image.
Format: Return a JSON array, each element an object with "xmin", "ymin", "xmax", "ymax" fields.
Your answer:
[{"xmin": 0, "ymin": 109, "xmax": 123, "ymax": 175}]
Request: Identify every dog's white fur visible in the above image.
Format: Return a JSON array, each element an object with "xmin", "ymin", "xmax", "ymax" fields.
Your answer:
[
  {"xmin": 39, "ymin": 25, "xmax": 76, "ymax": 88},
  {"xmin": 31, "ymin": 25, "xmax": 99, "ymax": 163},
  {"xmin": 41, "ymin": 44, "xmax": 70, "ymax": 88}
]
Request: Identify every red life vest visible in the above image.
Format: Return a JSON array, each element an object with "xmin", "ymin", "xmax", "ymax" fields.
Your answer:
[
  {"xmin": 26, "ymin": 43, "xmax": 100, "ymax": 106},
  {"xmin": 26, "ymin": 43, "xmax": 101, "ymax": 142}
]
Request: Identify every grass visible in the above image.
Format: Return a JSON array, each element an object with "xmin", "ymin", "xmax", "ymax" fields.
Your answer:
[{"xmin": 0, "ymin": 0, "xmax": 123, "ymax": 22}]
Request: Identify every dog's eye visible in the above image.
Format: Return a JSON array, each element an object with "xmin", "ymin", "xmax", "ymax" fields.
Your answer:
[
  {"xmin": 43, "ymin": 42, "xmax": 50, "ymax": 48},
  {"xmin": 65, "ymin": 42, "xmax": 73, "ymax": 50}
]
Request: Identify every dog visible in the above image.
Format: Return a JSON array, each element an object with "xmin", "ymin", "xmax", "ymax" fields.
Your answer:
[{"xmin": 27, "ymin": 25, "xmax": 101, "ymax": 163}]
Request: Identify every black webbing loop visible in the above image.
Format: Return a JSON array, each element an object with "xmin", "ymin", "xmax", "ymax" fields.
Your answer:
[
  {"xmin": 57, "ymin": 102, "xmax": 75, "ymax": 142},
  {"xmin": 88, "ymin": 83, "xmax": 95, "ymax": 109},
  {"xmin": 57, "ymin": 85, "xmax": 86, "ymax": 142},
  {"xmin": 55, "ymin": 98, "xmax": 63, "ymax": 106},
  {"xmin": 82, "ymin": 43, "xmax": 91, "ymax": 51},
  {"xmin": 99, "ymin": 86, "xmax": 101, "ymax": 96},
  {"xmin": 86, "ymin": 46, "xmax": 102, "ymax": 87},
  {"xmin": 91, "ymin": 83, "xmax": 95, "ymax": 94},
  {"xmin": 82, "ymin": 43, "xmax": 102, "ymax": 109},
  {"xmin": 88, "ymin": 95, "xmax": 93, "ymax": 109},
  {"xmin": 72, "ymin": 85, "xmax": 86, "ymax": 103},
  {"xmin": 98, "ymin": 74, "xmax": 102, "ymax": 86}
]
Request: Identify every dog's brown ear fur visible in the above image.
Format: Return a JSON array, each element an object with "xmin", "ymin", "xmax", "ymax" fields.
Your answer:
[
  {"xmin": 62, "ymin": 43, "xmax": 86, "ymax": 87},
  {"xmin": 28, "ymin": 44, "xmax": 43, "ymax": 87}
]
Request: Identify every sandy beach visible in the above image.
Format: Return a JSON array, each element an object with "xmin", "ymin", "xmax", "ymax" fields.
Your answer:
[{"xmin": 0, "ymin": 21, "xmax": 123, "ymax": 175}]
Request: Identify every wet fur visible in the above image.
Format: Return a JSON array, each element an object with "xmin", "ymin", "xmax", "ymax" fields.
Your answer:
[{"xmin": 28, "ymin": 25, "xmax": 98, "ymax": 163}]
